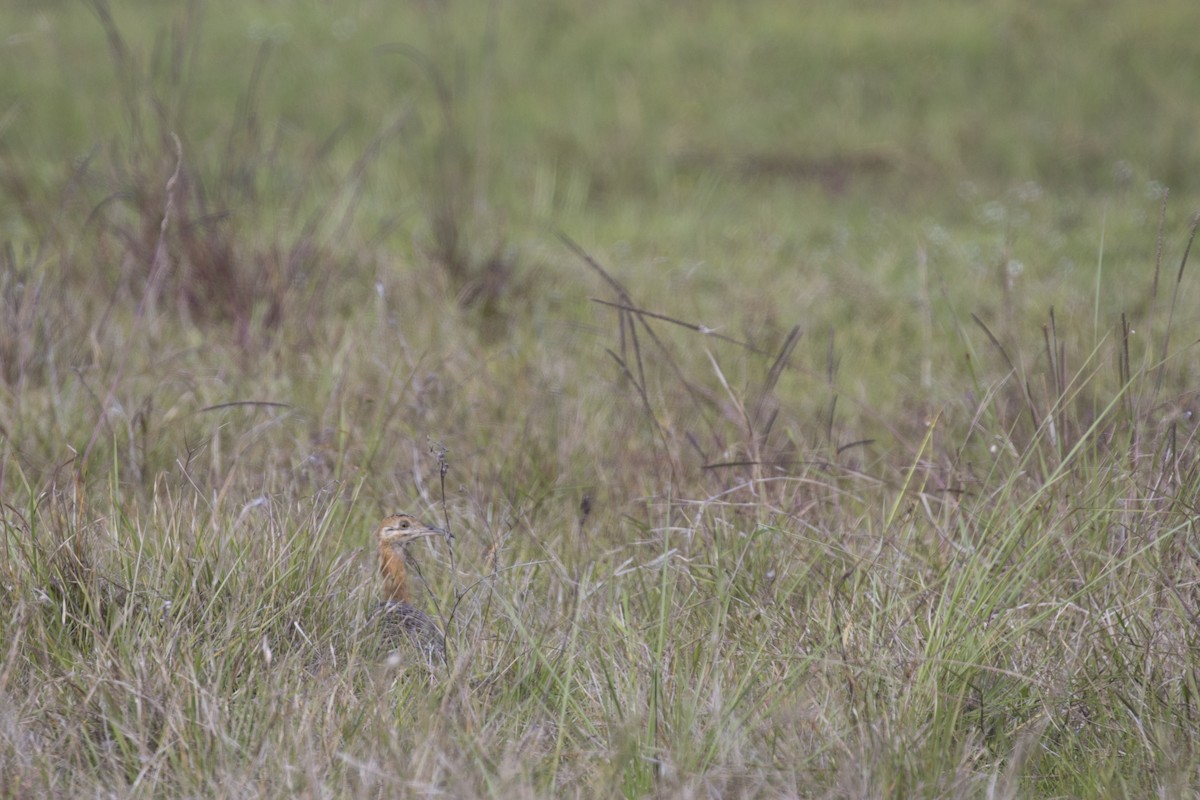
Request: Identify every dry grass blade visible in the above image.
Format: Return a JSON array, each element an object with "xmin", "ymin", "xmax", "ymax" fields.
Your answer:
[
  {"xmin": 589, "ymin": 297, "xmax": 764, "ymax": 353},
  {"xmin": 1156, "ymin": 211, "xmax": 1200, "ymax": 392},
  {"xmin": 197, "ymin": 401, "xmax": 291, "ymax": 413},
  {"xmin": 1152, "ymin": 189, "xmax": 1169, "ymax": 300},
  {"xmin": 971, "ymin": 312, "xmax": 1017, "ymax": 376}
]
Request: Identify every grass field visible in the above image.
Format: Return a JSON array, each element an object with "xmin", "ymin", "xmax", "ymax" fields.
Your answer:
[{"xmin": 4, "ymin": 1, "xmax": 1200, "ymax": 796}]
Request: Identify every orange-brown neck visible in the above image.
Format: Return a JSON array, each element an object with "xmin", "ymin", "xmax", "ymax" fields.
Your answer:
[{"xmin": 379, "ymin": 543, "xmax": 411, "ymax": 604}]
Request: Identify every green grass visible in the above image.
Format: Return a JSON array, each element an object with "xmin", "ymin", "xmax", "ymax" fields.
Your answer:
[{"xmin": 3, "ymin": 0, "xmax": 1200, "ymax": 796}]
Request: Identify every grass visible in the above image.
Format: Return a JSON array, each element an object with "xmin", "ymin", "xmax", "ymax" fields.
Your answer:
[{"xmin": 3, "ymin": 0, "xmax": 1200, "ymax": 796}]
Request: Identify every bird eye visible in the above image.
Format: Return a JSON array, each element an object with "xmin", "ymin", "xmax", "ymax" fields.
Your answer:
[{"xmin": 400, "ymin": 519, "xmax": 410, "ymax": 529}]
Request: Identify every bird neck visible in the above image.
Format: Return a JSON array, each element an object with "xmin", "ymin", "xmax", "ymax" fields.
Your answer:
[{"xmin": 379, "ymin": 543, "xmax": 412, "ymax": 604}]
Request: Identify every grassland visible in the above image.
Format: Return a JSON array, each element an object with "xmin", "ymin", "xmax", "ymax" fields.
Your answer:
[{"xmin": 3, "ymin": 1, "xmax": 1200, "ymax": 796}]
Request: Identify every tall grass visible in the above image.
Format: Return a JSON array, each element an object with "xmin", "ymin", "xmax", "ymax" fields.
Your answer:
[{"xmin": 3, "ymin": 1, "xmax": 1200, "ymax": 797}]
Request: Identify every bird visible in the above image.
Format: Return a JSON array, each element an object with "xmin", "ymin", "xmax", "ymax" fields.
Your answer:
[{"xmin": 372, "ymin": 513, "xmax": 449, "ymax": 663}]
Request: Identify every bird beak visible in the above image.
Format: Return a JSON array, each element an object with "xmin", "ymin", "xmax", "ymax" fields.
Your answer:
[{"xmin": 413, "ymin": 522, "xmax": 453, "ymax": 543}]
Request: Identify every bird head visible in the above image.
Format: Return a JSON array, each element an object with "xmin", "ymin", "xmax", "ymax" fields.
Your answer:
[{"xmin": 375, "ymin": 513, "xmax": 449, "ymax": 551}]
